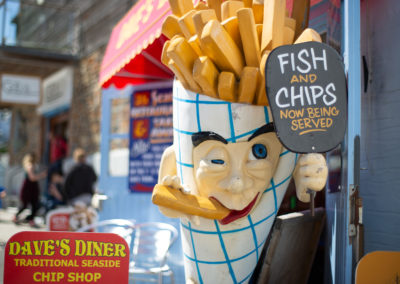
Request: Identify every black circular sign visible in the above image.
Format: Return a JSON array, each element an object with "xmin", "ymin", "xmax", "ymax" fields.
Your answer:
[{"xmin": 265, "ymin": 42, "xmax": 347, "ymax": 153}]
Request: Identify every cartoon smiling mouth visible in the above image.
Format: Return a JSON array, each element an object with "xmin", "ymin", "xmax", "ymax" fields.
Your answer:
[{"xmin": 212, "ymin": 193, "xmax": 260, "ymax": 225}]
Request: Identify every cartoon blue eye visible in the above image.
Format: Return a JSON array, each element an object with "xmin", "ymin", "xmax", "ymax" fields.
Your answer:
[
  {"xmin": 252, "ymin": 144, "xmax": 267, "ymax": 159},
  {"xmin": 211, "ymin": 159, "xmax": 225, "ymax": 165}
]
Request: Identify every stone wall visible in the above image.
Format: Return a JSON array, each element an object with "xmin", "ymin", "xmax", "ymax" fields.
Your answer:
[
  {"xmin": 67, "ymin": 49, "xmax": 103, "ymax": 155},
  {"xmin": 9, "ymin": 105, "xmax": 43, "ymax": 166}
]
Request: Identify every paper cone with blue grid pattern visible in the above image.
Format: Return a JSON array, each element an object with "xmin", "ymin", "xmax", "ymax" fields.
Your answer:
[
  {"xmin": 153, "ymin": 0, "xmax": 322, "ymax": 282},
  {"xmin": 172, "ymin": 80, "xmax": 298, "ymax": 283}
]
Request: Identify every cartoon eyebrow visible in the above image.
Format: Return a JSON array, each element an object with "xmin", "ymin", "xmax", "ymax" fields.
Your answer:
[
  {"xmin": 248, "ymin": 123, "xmax": 275, "ymax": 141},
  {"xmin": 192, "ymin": 132, "xmax": 228, "ymax": 147}
]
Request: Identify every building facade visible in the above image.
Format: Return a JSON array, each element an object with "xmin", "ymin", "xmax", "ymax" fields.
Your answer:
[{"xmin": 0, "ymin": 0, "xmax": 135, "ymax": 194}]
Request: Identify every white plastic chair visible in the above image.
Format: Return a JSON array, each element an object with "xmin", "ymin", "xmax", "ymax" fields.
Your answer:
[
  {"xmin": 76, "ymin": 218, "xmax": 136, "ymax": 246},
  {"xmin": 129, "ymin": 222, "xmax": 178, "ymax": 284}
]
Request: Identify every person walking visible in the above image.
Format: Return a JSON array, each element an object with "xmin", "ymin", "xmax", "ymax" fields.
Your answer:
[
  {"xmin": 64, "ymin": 148, "xmax": 97, "ymax": 206},
  {"xmin": 14, "ymin": 153, "xmax": 46, "ymax": 226}
]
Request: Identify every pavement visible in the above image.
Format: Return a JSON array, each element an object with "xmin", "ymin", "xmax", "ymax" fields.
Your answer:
[{"xmin": 0, "ymin": 207, "xmax": 46, "ymax": 284}]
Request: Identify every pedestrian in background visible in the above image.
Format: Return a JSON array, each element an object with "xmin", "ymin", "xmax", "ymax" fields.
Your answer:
[
  {"xmin": 48, "ymin": 130, "xmax": 68, "ymax": 175},
  {"xmin": 46, "ymin": 170, "xmax": 66, "ymax": 212},
  {"xmin": 14, "ymin": 153, "xmax": 46, "ymax": 226},
  {"xmin": 64, "ymin": 148, "xmax": 97, "ymax": 206}
]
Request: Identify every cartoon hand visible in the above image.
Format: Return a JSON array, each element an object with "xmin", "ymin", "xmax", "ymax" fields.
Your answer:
[
  {"xmin": 158, "ymin": 176, "xmax": 201, "ymax": 225},
  {"xmin": 161, "ymin": 175, "xmax": 183, "ymax": 190},
  {"xmin": 293, "ymin": 153, "xmax": 328, "ymax": 202}
]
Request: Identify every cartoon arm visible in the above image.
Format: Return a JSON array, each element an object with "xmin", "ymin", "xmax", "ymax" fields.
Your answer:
[
  {"xmin": 293, "ymin": 153, "xmax": 328, "ymax": 202},
  {"xmin": 158, "ymin": 145, "xmax": 180, "ymax": 188}
]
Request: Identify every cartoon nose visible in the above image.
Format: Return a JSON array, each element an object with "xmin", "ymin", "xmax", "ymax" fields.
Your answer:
[{"xmin": 228, "ymin": 176, "xmax": 245, "ymax": 193}]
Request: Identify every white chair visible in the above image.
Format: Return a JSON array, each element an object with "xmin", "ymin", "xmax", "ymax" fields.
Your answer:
[
  {"xmin": 129, "ymin": 222, "xmax": 178, "ymax": 284},
  {"xmin": 76, "ymin": 218, "xmax": 136, "ymax": 247}
]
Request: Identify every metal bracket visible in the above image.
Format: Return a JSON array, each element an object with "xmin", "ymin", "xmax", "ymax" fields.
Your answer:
[
  {"xmin": 349, "ymin": 184, "xmax": 359, "ymax": 239},
  {"xmin": 349, "ymin": 224, "xmax": 357, "ymax": 237},
  {"xmin": 349, "ymin": 184, "xmax": 358, "ymax": 238}
]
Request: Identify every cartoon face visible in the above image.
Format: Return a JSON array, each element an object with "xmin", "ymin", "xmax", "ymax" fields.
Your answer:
[{"xmin": 192, "ymin": 123, "xmax": 282, "ymax": 224}]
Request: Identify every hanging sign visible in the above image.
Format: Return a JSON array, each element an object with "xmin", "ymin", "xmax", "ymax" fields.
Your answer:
[
  {"xmin": 265, "ymin": 42, "xmax": 347, "ymax": 153},
  {"xmin": 1, "ymin": 74, "xmax": 41, "ymax": 104},
  {"xmin": 128, "ymin": 86, "xmax": 173, "ymax": 192},
  {"xmin": 37, "ymin": 67, "xmax": 74, "ymax": 115},
  {"xmin": 3, "ymin": 231, "xmax": 129, "ymax": 284}
]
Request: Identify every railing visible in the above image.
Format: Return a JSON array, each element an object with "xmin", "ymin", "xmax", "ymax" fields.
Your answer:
[{"xmin": 0, "ymin": 0, "xmax": 79, "ymax": 56}]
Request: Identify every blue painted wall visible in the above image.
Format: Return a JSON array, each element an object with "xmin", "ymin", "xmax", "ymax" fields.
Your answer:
[
  {"xmin": 360, "ymin": 0, "xmax": 400, "ymax": 252},
  {"xmin": 99, "ymin": 83, "xmax": 184, "ymax": 283}
]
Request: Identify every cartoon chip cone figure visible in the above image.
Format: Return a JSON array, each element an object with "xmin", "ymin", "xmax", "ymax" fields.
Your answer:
[{"xmin": 152, "ymin": 0, "xmax": 328, "ymax": 283}]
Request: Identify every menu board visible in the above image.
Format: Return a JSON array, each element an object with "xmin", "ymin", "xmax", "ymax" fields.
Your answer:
[
  {"xmin": 265, "ymin": 42, "xmax": 347, "ymax": 153},
  {"xmin": 128, "ymin": 87, "xmax": 173, "ymax": 192}
]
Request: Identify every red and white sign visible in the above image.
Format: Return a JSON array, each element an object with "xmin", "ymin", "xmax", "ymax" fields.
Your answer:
[
  {"xmin": 3, "ymin": 231, "xmax": 130, "ymax": 284},
  {"xmin": 46, "ymin": 207, "xmax": 74, "ymax": 231}
]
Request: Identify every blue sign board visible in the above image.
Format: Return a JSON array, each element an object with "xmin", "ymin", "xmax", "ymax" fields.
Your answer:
[{"xmin": 128, "ymin": 87, "xmax": 173, "ymax": 192}]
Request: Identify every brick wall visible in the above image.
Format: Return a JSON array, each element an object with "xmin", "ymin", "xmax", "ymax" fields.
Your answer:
[
  {"xmin": 9, "ymin": 105, "xmax": 42, "ymax": 166},
  {"xmin": 68, "ymin": 48, "xmax": 104, "ymax": 155},
  {"xmin": 67, "ymin": 0, "xmax": 134, "ymax": 156}
]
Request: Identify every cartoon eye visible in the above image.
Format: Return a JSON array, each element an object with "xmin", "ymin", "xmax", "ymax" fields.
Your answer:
[
  {"xmin": 211, "ymin": 159, "xmax": 225, "ymax": 165},
  {"xmin": 251, "ymin": 144, "xmax": 267, "ymax": 159}
]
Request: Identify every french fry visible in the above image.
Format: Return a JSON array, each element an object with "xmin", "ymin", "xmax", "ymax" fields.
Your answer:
[
  {"xmin": 178, "ymin": 10, "xmax": 197, "ymax": 39},
  {"xmin": 252, "ymin": 4, "xmax": 263, "ymax": 24},
  {"xmin": 283, "ymin": 26, "xmax": 295, "ymax": 44},
  {"xmin": 237, "ymin": 8, "xmax": 260, "ymax": 67},
  {"xmin": 193, "ymin": 9, "xmax": 218, "ymax": 38},
  {"xmin": 256, "ymin": 73, "xmax": 268, "ymax": 106},
  {"xmin": 194, "ymin": 1, "xmax": 208, "ymax": 10},
  {"xmin": 218, "ymin": 72, "xmax": 237, "ymax": 102},
  {"xmin": 193, "ymin": 56, "xmax": 219, "ymax": 98},
  {"xmin": 291, "ymin": 0, "xmax": 310, "ymax": 39},
  {"xmin": 168, "ymin": 0, "xmax": 194, "ymax": 17},
  {"xmin": 201, "ymin": 20, "xmax": 244, "ymax": 78},
  {"xmin": 161, "ymin": 40, "xmax": 171, "ymax": 66},
  {"xmin": 242, "ymin": 0, "xmax": 252, "ymax": 8},
  {"xmin": 221, "ymin": 17, "xmax": 242, "ymax": 52},
  {"xmin": 259, "ymin": 49, "xmax": 270, "ymax": 77},
  {"xmin": 238, "ymin": 67, "xmax": 259, "ymax": 104},
  {"xmin": 206, "ymin": 0, "xmax": 222, "ymax": 21},
  {"xmin": 168, "ymin": 60, "xmax": 190, "ymax": 89},
  {"xmin": 162, "ymin": 15, "xmax": 183, "ymax": 39},
  {"xmin": 188, "ymin": 35, "xmax": 204, "ymax": 56},
  {"xmin": 256, "ymin": 24, "xmax": 263, "ymax": 46},
  {"xmin": 294, "ymin": 28, "xmax": 322, "ymax": 43},
  {"xmin": 285, "ymin": 17, "xmax": 296, "ymax": 31},
  {"xmin": 221, "ymin": 1, "xmax": 244, "ymax": 21},
  {"xmin": 152, "ymin": 184, "xmax": 230, "ymax": 220},
  {"xmin": 261, "ymin": 0, "xmax": 286, "ymax": 52},
  {"xmin": 167, "ymin": 37, "xmax": 202, "ymax": 93}
]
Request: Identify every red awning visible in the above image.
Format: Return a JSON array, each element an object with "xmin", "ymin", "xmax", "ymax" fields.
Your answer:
[{"xmin": 100, "ymin": 0, "xmax": 174, "ymax": 88}]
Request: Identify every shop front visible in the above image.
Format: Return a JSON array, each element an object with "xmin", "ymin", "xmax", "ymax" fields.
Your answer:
[{"xmin": 37, "ymin": 67, "xmax": 73, "ymax": 166}]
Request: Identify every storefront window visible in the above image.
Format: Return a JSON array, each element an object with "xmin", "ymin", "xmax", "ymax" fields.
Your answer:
[
  {"xmin": 109, "ymin": 97, "xmax": 130, "ymax": 176},
  {"xmin": 110, "ymin": 97, "xmax": 130, "ymax": 134}
]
